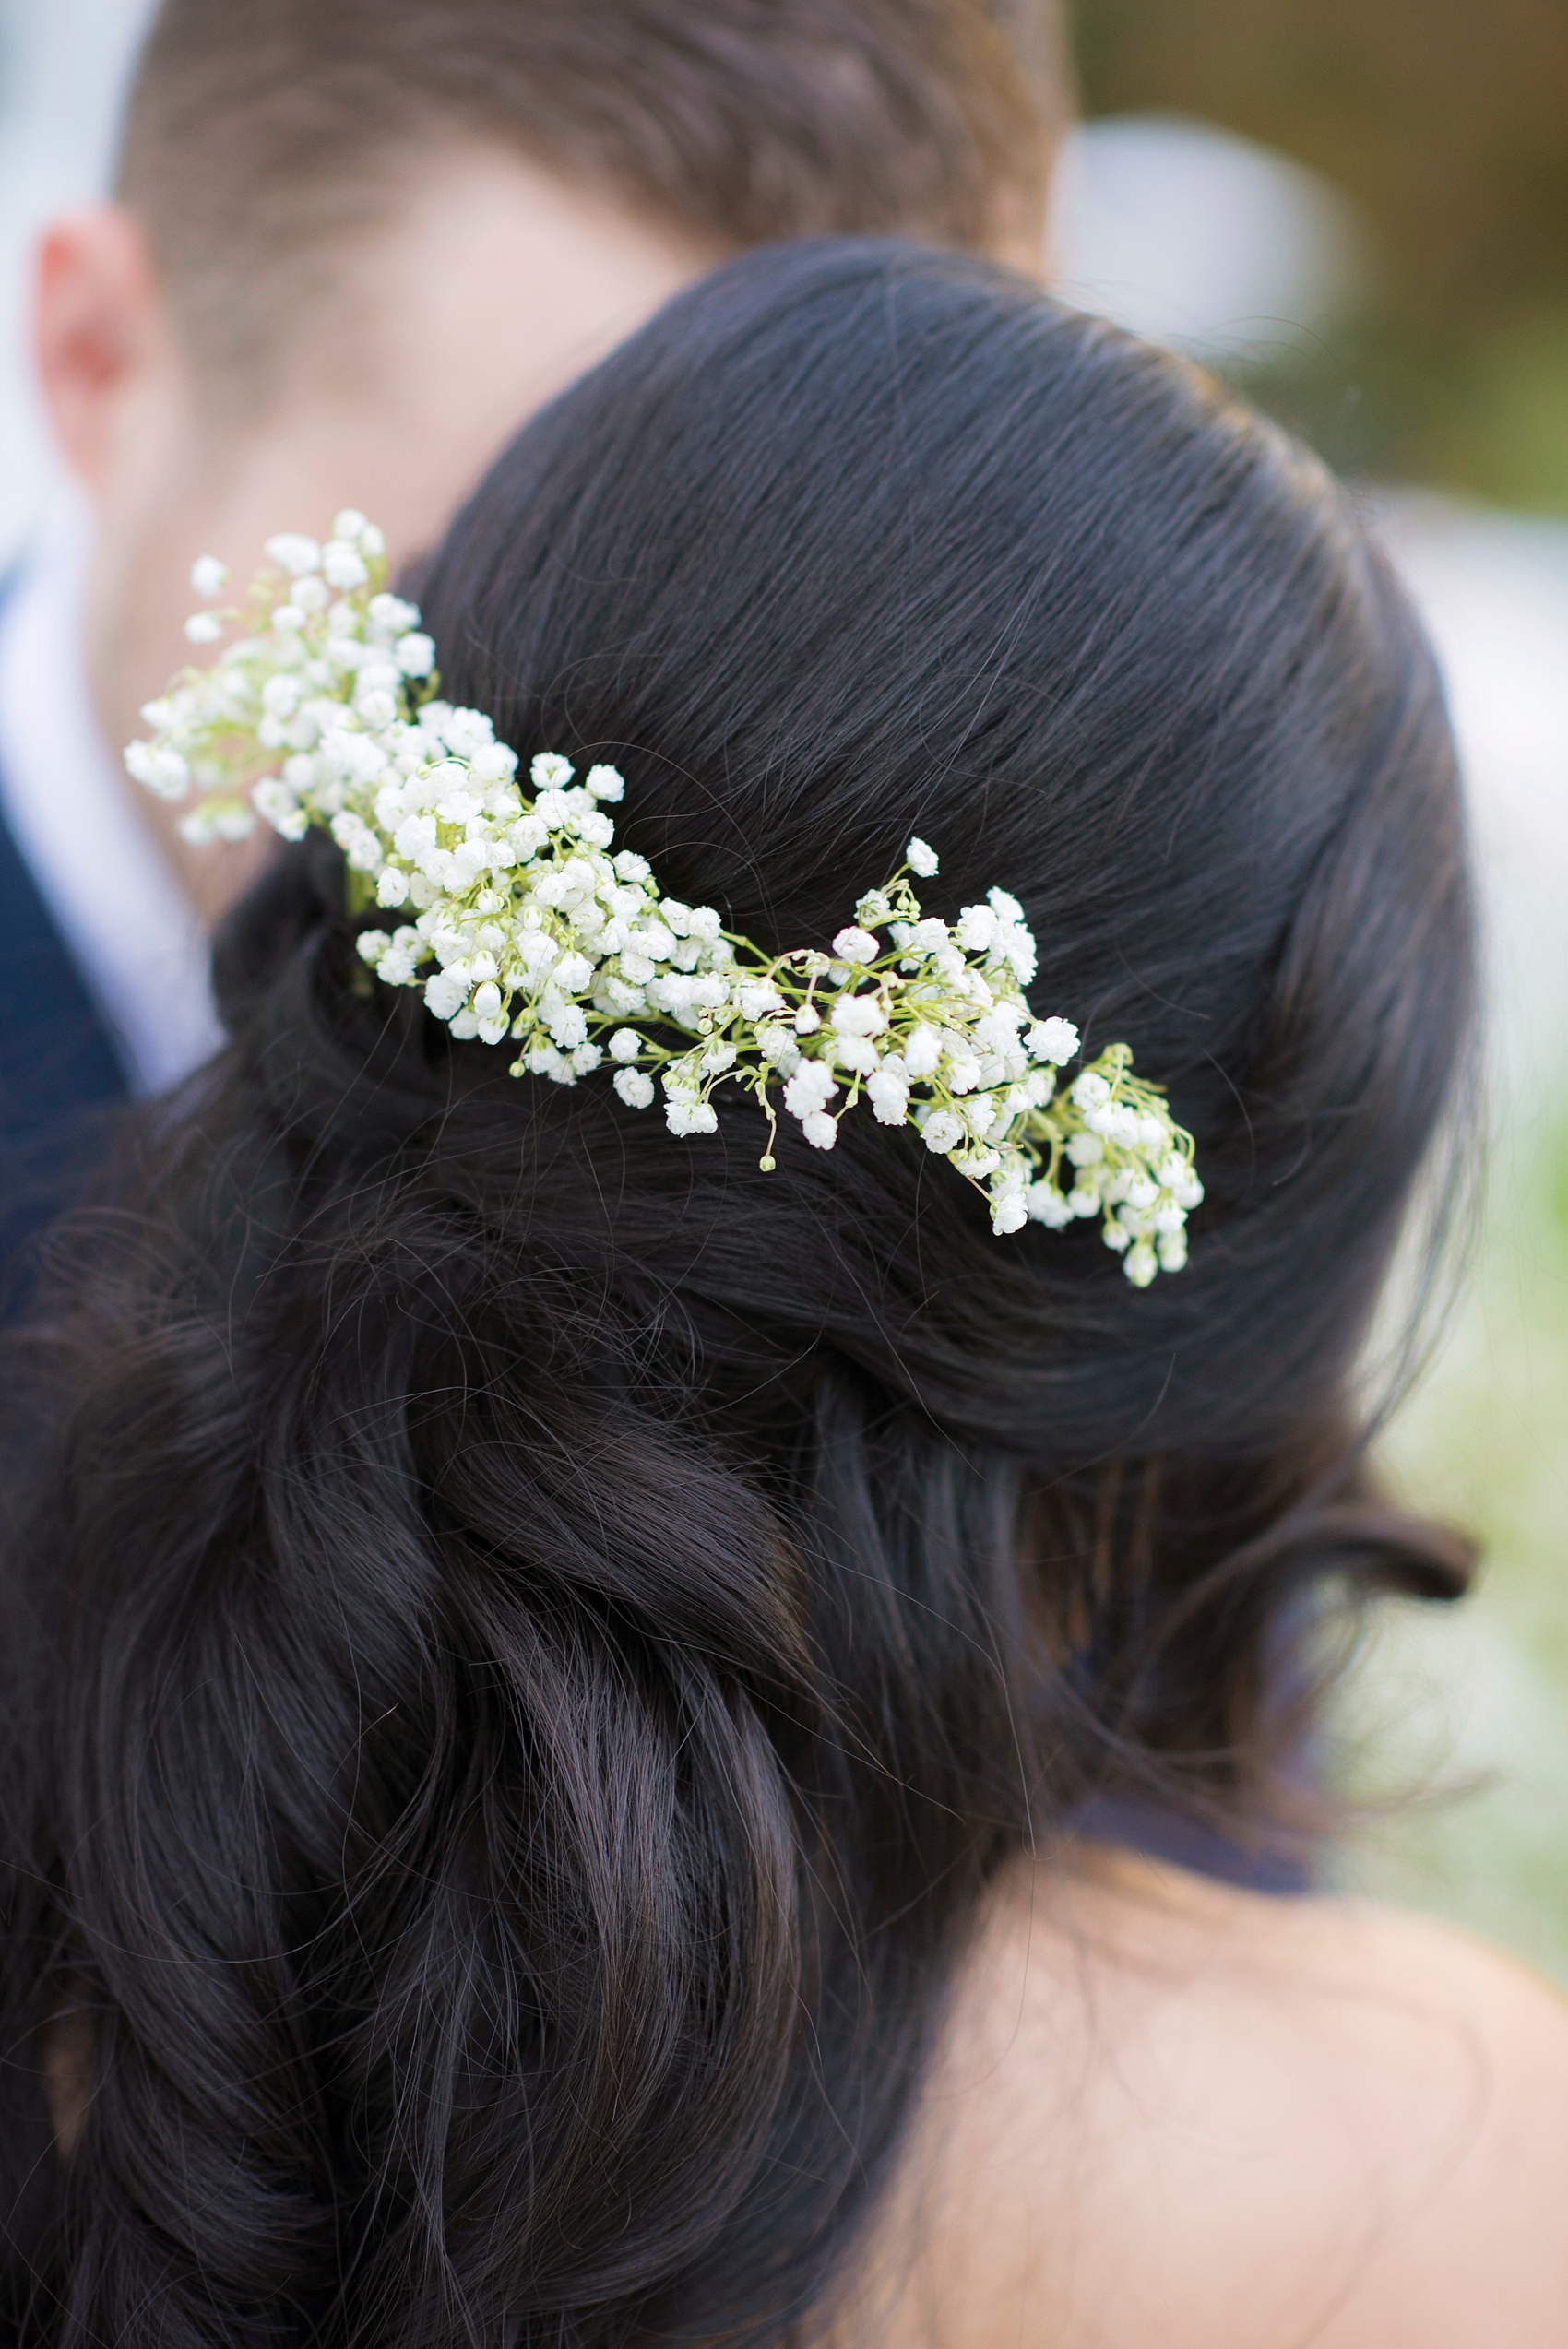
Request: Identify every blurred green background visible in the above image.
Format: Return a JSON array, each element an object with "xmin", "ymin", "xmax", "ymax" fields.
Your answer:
[
  {"xmin": 1070, "ymin": 0, "xmax": 1568, "ymax": 1981},
  {"xmin": 1073, "ymin": 0, "xmax": 1568, "ymax": 512}
]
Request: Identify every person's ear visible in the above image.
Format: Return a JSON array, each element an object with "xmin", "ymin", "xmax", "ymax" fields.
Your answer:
[{"xmin": 34, "ymin": 204, "xmax": 168, "ymax": 491}]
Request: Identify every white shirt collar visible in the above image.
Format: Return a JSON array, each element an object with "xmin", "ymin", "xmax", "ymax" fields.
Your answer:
[{"xmin": 0, "ymin": 497, "xmax": 224, "ymax": 1096}]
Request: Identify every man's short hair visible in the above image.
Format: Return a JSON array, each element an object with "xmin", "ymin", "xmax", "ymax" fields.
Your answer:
[{"xmin": 118, "ymin": 0, "xmax": 1068, "ymax": 403}]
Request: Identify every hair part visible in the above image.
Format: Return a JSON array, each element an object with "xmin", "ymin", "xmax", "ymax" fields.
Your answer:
[{"xmin": 116, "ymin": 0, "xmax": 1067, "ymax": 403}]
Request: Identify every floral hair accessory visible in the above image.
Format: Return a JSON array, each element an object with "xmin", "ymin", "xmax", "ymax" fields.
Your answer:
[{"xmin": 126, "ymin": 518, "xmax": 1202, "ymax": 1279}]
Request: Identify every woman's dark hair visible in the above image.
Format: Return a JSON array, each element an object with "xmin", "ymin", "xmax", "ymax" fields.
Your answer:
[{"xmin": 0, "ymin": 242, "xmax": 1473, "ymax": 2344}]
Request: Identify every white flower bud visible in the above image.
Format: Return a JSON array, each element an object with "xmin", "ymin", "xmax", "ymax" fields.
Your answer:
[
  {"xmin": 395, "ymin": 632, "xmax": 436, "ymax": 677},
  {"xmin": 757, "ymin": 1026, "xmax": 801, "ymax": 1072},
  {"xmin": 784, "ymin": 1063, "xmax": 837, "ymax": 1119},
  {"xmin": 190, "ymin": 554, "xmax": 228, "ymax": 599},
  {"xmin": 832, "ymin": 925, "xmax": 880, "ymax": 966},
  {"xmin": 613, "ymin": 1068, "xmax": 656, "ymax": 1109},
  {"xmin": 955, "ymin": 904, "xmax": 998, "ymax": 953},
  {"xmin": 1026, "ymin": 1016, "xmax": 1079, "ymax": 1066},
  {"xmin": 423, "ymin": 968, "xmax": 469, "ymax": 1022},
  {"xmin": 125, "ymin": 741, "xmax": 190, "ymax": 800},
  {"xmin": 906, "ymin": 836, "xmax": 940, "ymax": 878},
  {"xmin": 266, "ymin": 533, "xmax": 322, "ymax": 576},
  {"xmin": 323, "ymin": 540, "xmax": 370, "ymax": 590},
  {"xmin": 865, "ymin": 1068, "xmax": 909, "ymax": 1126},
  {"xmin": 332, "ymin": 508, "xmax": 369, "ymax": 542},
  {"xmin": 665, "ymin": 1100, "xmax": 719, "ymax": 1137},
  {"xmin": 921, "ymin": 1111, "xmax": 964, "ymax": 1154},
  {"xmin": 830, "ymin": 993, "xmax": 887, "ymax": 1038},
  {"xmin": 801, "ymin": 1109, "xmax": 838, "ymax": 1150},
  {"xmin": 184, "ymin": 611, "xmax": 223, "ymax": 644},
  {"xmin": 904, "ymin": 1025, "xmax": 942, "ymax": 1078},
  {"xmin": 1123, "ymin": 1241, "xmax": 1158, "ymax": 1287},
  {"xmin": 546, "ymin": 1002, "xmax": 588, "ymax": 1050},
  {"xmin": 1026, "ymin": 1182, "xmax": 1074, "ymax": 1228}
]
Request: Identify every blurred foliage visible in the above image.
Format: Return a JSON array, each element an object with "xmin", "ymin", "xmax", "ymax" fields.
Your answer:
[
  {"xmin": 1331, "ymin": 1109, "xmax": 1568, "ymax": 1984},
  {"xmin": 1070, "ymin": 0, "xmax": 1568, "ymax": 511}
]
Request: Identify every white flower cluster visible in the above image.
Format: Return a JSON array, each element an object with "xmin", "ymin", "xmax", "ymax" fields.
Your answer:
[{"xmin": 126, "ymin": 521, "xmax": 1202, "ymax": 1278}]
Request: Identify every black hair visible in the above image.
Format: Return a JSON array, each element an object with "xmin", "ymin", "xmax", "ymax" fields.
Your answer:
[{"xmin": 0, "ymin": 241, "xmax": 1473, "ymax": 2344}]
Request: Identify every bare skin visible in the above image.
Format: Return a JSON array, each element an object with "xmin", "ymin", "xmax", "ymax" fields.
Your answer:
[
  {"xmin": 823, "ymin": 1849, "xmax": 1568, "ymax": 2348},
  {"xmin": 42, "ymin": 1851, "xmax": 1568, "ymax": 2338},
  {"xmin": 32, "ymin": 147, "xmax": 724, "ymax": 924}
]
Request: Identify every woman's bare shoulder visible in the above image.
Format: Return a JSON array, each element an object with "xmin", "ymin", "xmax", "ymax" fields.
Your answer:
[{"xmin": 831, "ymin": 1846, "xmax": 1568, "ymax": 2349}]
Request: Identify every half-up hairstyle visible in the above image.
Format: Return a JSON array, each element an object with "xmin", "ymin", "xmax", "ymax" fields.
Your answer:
[{"xmin": 0, "ymin": 242, "xmax": 1473, "ymax": 2345}]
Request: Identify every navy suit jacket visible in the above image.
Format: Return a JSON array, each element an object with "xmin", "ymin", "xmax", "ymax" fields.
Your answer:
[{"xmin": 0, "ymin": 765, "xmax": 130, "ymax": 1296}]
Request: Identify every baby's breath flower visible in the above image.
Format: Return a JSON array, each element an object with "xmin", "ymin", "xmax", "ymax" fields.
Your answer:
[
  {"xmin": 266, "ymin": 533, "xmax": 322, "ymax": 576},
  {"xmin": 921, "ymin": 1111, "xmax": 965, "ymax": 1154},
  {"xmin": 1027, "ymin": 1017, "xmax": 1078, "ymax": 1064},
  {"xmin": 190, "ymin": 554, "xmax": 228, "ymax": 599},
  {"xmin": 395, "ymin": 633, "xmax": 435, "ymax": 677},
  {"xmin": 832, "ymin": 925, "xmax": 880, "ymax": 966},
  {"xmin": 125, "ymin": 514, "xmax": 1200, "ymax": 1282},
  {"xmin": 323, "ymin": 539, "xmax": 371, "ymax": 591},
  {"xmin": 125, "ymin": 740, "xmax": 190, "ymax": 800}
]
